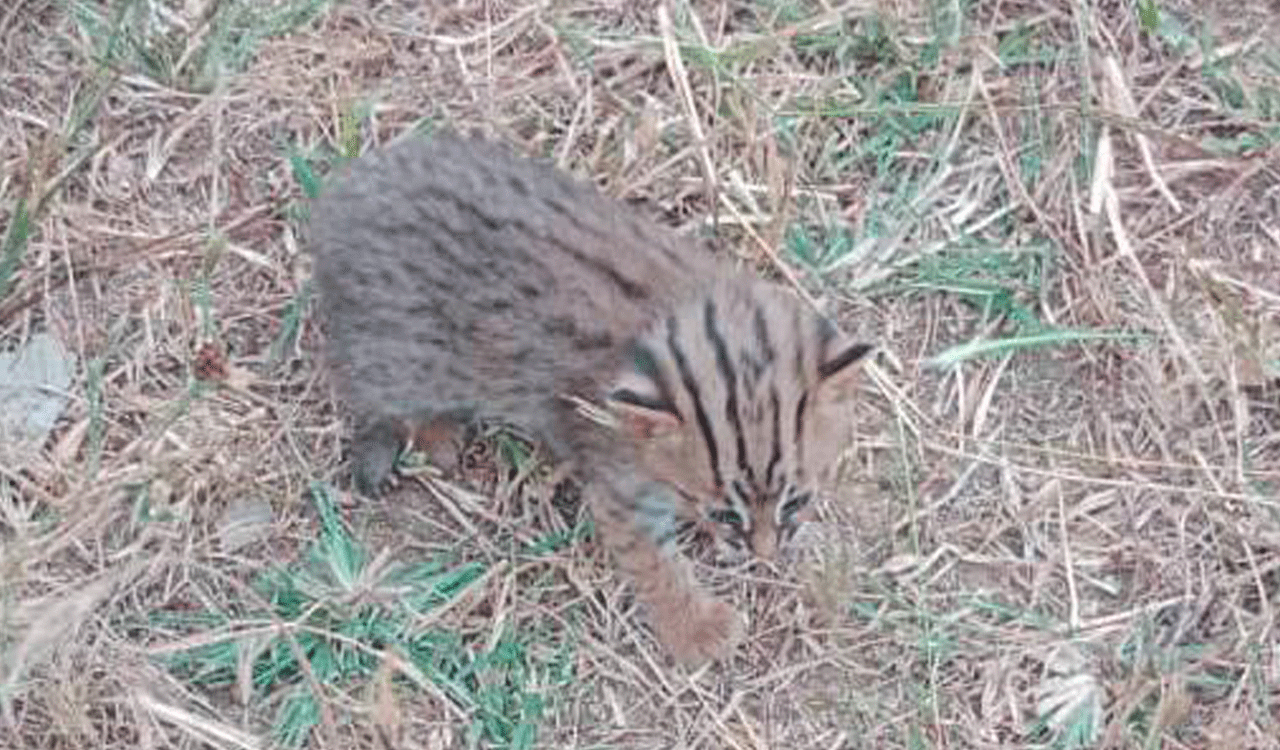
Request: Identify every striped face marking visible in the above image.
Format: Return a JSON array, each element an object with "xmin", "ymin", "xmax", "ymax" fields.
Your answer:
[
  {"xmin": 606, "ymin": 281, "xmax": 874, "ymax": 560},
  {"xmin": 707, "ymin": 480, "xmax": 815, "ymax": 558}
]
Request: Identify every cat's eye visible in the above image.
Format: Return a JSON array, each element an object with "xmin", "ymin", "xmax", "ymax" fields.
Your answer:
[
  {"xmin": 778, "ymin": 491, "xmax": 813, "ymax": 522},
  {"xmin": 709, "ymin": 508, "xmax": 743, "ymax": 526}
]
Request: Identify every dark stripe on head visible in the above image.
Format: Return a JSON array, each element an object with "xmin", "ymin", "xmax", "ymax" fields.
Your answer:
[
  {"xmin": 792, "ymin": 305, "xmax": 807, "ymax": 380},
  {"xmin": 794, "ymin": 389, "xmax": 810, "ymax": 467},
  {"xmin": 741, "ymin": 303, "xmax": 774, "ymax": 399},
  {"xmin": 753, "ymin": 304, "xmax": 776, "ymax": 365},
  {"xmin": 668, "ymin": 314, "xmax": 723, "ymax": 489},
  {"xmin": 704, "ymin": 300, "xmax": 752, "ymax": 484},
  {"xmin": 765, "ymin": 386, "xmax": 782, "ymax": 490}
]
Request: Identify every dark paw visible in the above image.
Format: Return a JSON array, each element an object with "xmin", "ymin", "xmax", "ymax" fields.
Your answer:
[{"xmin": 351, "ymin": 423, "xmax": 404, "ymax": 497}]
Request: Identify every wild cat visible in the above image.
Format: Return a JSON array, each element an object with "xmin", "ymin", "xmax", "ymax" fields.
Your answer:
[{"xmin": 309, "ymin": 132, "xmax": 872, "ymax": 664}]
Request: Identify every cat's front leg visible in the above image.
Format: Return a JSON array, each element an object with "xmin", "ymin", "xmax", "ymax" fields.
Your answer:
[{"xmin": 588, "ymin": 479, "xmax": 743, "ymax": 666}]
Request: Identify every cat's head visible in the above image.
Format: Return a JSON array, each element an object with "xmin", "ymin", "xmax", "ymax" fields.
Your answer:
[{"xmin": 607, "ymin": 281, "xmax": 873, "ymax": 559}]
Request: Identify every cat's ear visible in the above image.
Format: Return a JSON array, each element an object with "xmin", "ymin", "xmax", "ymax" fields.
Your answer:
[
  {"xmin": 605, "ymin": 342, "xmax": 683, "ymax": 438},
  {"xmin": 606, "ymin": 387, "xmax": 682, "ymax": 439},
  {"xmin": 817, "ymin": 341, "xmax": 875, "ymax": 400}
]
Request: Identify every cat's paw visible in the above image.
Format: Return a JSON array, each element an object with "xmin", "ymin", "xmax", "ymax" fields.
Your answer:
[
  {"xmin": 654, "ymin": 597, "xmax": 744, "ymax": 666},
  {"xmin": 352, "ymin": 432, "xmax": 400, "ymax": 497}
]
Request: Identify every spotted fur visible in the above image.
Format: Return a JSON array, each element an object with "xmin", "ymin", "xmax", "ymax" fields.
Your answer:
[{"xmin": 311, "ymin": 132, "xmax": 872, "ymax": 665}]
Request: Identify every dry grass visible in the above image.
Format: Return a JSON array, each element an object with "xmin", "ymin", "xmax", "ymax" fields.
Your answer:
[{"xmin": 2, "ymin": 0, "xmax": 1279, "ymax": 748}]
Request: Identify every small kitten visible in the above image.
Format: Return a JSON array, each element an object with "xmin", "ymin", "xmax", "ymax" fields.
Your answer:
[{"xmin": 310, "ymin": 132, "xmax": 872, "ymax": 664}]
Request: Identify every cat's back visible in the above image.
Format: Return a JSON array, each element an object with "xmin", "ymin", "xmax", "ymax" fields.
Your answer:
[
  {"xmin": 312, "ymin": 131, "xmax": 722, "ymax": 309},
  {"xmin": 310, "ymin": 132, "xmax": 728, "ymax": 419}
]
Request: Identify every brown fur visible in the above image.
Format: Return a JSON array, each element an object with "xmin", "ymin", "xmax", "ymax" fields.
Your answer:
[{"xmin": 310, "ymin": 132, "xmax": 872, "ymax": 664}]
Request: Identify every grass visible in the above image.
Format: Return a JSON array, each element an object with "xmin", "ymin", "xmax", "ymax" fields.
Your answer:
[
  {"xmin": 0, "ymin": 198, "xmax": 29, "ymax": 302},
  {"xmin": 2, "ymin": 0, "xmax": 1280, "ymax": 748},
  {"xmin": 69, "ymin": 0, "xmax": 329, "ymax": 91},
  {"xmin": 154, "ymin": 483, "xmax": 570, "ymax": 748}
]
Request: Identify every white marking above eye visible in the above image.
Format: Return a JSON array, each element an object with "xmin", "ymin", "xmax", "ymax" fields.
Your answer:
[{"xmin": 775, "ymin": 489, "xmax": 812, "ymax": 525}]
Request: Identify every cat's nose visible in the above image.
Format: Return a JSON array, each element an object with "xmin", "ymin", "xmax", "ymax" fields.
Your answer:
[{"xmin": 749, "ymin": 522, "xmax": 777, "ymax": 560}]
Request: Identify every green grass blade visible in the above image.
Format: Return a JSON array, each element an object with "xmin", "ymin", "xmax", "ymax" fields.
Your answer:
[
  {"xmin": 0, "ymin": 197, "xmax": 31, "ymax": 302},
  {"xmin": 928, "ymin": 329, "xmax": 1144, "ymax": 368}
]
